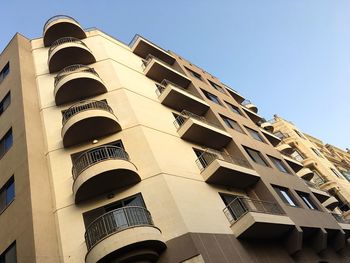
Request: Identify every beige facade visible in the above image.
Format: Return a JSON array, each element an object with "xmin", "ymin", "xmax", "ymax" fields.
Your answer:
[{"xmin": 1, "ymin": 15, "xmax": 350, "ymax": 262}]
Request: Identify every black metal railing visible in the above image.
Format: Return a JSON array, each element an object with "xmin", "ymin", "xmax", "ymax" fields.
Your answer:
[
  {"xmin": 62, "ymin": 100, "xmax": 114, "ymax": 126},
  {"xmin": 223, "ymin": 197, "xmax": 284, "ymax": 224},
  {"xmin": 195, "ymin": 150, "xmax": 251, "ymax": 171},
  {"xmin": 43, "ymin": 15, "xmax": 80, "ymax": 33},
  {"xmin": 173, "ymin": 110, "xmax": 223, "ymax": 130},
  {"xmin": 155, "ymin": 79, "xmax": 201, "ymax": 98},
  {"xmin": 49, "ymin": 37, "xmax": 89, "ymax": 57},
  {"xmin": 331, "ymin": 213, "xmax": 350, "ymax": 224},
  {"xmin": 85, "ymin": 206, "xmax": 154, "ymax": 251},
  {"xmin": 54, "ymin": 64, "xmax": 99, "ymax": 86},
  {"xmin": 72, "ymin": 145, "xmax": 130, "ymax": 180}
]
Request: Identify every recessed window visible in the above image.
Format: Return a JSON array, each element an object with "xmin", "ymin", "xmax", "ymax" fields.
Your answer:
[
  {"xmin": 244, "ymin": 146, "xmax": 269, "ymax": 167},
  {"xmin": 341, "ymin": 171, "xmax": 350, "ymax": 182},
  {"xmin": 0, "ymin": 242, "xmax": 16, "ymax": 263},
  {"xmin": 294, "ymin": 129, "xmax": 305, "ymax": 139},
  {"xmin": 225, "ymin": 101, "xmax": 242, "ymax": 116},
  {"xmin": 220, "ymin": 115, "xmax": 243, "ymax": 133},
  {"xmin": 201, "ymin": 89, "xmax": 223, "ymax": 106},
  {"xmin": 330, "ymin": 168, "xmax": 343, "ymax": 179},
  {"xmin": 290, "ymin": 150, "xmax": 304, "ymax": 162},
  {"xmin": 0, "ymin": 62, "xmax": 10, "ymax": 84},
  {"xmin": 269, "ymin": 156, "xmax": 290, "ymax": 173},
  {"xmin": 185, "ymin": 67, "xmax": 202, "ymax": 80},
  {"xmin": 297, "ymin": 191, "xmax": 318, "ymax": 210},
  {"xmin": 311, "ymin": 170, "xmax": 325, "ymax": 186},
  {"xmin": 273, "ymin": 186, "xmax": 298, "ymax": 207},
  {"xmin": 208, "ymin": 80, "xmax": 226, "ymax": 94},
  {"xmin": 83, "ymin": 193, "xmax": 146, "ymax": 227},
  {"xmin": 0, "ymin": 92, "xmax": 11, "ymax": 116},
  {"xmin": 245, "ymin": 126, "xmax": 265, "ymax": 142},
  {"xmin": 311, "ymin": 148, "xmax": 323, "ymax": 158},
  {"xmin": 0, "ymin": 128, "xmax": 13, "ymax": 159},
  {"xmin": 0, "ymin": 176, "xmax": 15, "ymax": 214}
]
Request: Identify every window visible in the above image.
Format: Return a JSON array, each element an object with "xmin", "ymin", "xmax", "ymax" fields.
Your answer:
[
  {"xmin": 290, "ymin": 150, "xmax": 304, "ymax": 162},
  {"xmin": 225, "ymin": 102, "xmax": 242, "ymax": 116},
  {"xmin": 297, "ymin": 192, "xmax": 317, "ymax": 210},
  {"xmin": 269, "ymin": 156, "xmax": 290, "ymax": 173},
  {"xmin": 0, "ymin": 242, "xmax": 16, "ymax": 263},
  {"xmin": 83, "ymin": 193, "xmax": 145, "ymax": 227},
  {"xmin": 273, "ymin": 186, "xmax": 298, "ymax": 207},
  {"xmin": 245, "ymin": 126, "xmax": 265, "ymax": 142},
  {"xmin": 0, "ymin": 129, "xmax": 13, "ymax": 159},
  {"xmin": 244, "ymin": 146, "xmax": 269, "ymax": 167},
  {"xmin": 274, "ymin": 131, "xmax": 284, "ymax": 139},
  {"xmin": 330, "ymin": 168, "xmax": 343, "ymax": 179},
  {"xmin": 294, "ymin": 129, "xmax": 305, "ymax": 139},
  {"xmin": 208, "ymin": 80, "xmax": 226, "ymax": 94},
  {"xmin": 220, "ymin": 115, "xmax": 243, "ymax": 133},
  {"xmin": 0, "ymin": 62, "xmax": 10, "ymax": 84},
  {"xmin": 0, "ymin": 92, "xmax": 10, "ymax": 116},
  {"xmin": 201, "ymin": 90, "xmax": 223, "ymax": 106},
  {"xmin": 341, "ymin": 171, "xmax": 350, "ymax": 182},
  {"xmin": 311, "ymin": 148, "xmax": 323, "ymax": 158},
  {"xmin": 0, "ymin": 176, "xmax": 14, "ymax": 214},
  {"xmin": 311, "ymin": 170, "xmax": 325, "ymax": 186},
  {"xmin": 185, "ymin": 67, "xmax": 202, "ymax": 80}
]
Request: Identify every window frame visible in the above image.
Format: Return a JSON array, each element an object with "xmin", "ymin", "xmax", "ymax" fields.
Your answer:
[
  {"xmin": 0, "ymin": 92, "xmax": 11, "ymax": 116},
  {"xmin": 0, "ymin": 176, "xmax": 15, "ymax": 214},
  {"xmin": 243, "ymin": 146, "xmax": 269, "ymax": 167},
  {"xmin": 245, "ymin": 126, "xmax": 265, "ymax": 143},
  {"xmin": 0, "ymin": 128, "xmax": 13, "ymax": 160},
  {"xmin": 0, "ymin": 242, "xmax": 16, "ymax": 263},
  {"xmin": 208, "ymin": 80, "xmax": 226, "ymax": 94},
  {"xmin": 225, "ymin": 101, "xmax": 243, "ymax": 116},
  {"xmin": 184, "ymin": 67, "xmax": 202, "ymax": 80},
  {"xmin": 273, "ymin": 186, "xmax": 299, "ymax": 207},
  {"xmin": 269, "ymin": 155, "xmax": 290, "ymax": 174},
  {"xmin": 297, "ymin": 191, "xmax": 318, "ymax": 210},
  {"xmin": 201, "ymin": 89, "xmax": 223, "ymax": 106},
  {"xmin": 0, "ymin": 62, "xmax": 10, "ymax": 84},
  {"xmin": 220, "ymin": 115, "xmax": 244, "ymax": 133}
]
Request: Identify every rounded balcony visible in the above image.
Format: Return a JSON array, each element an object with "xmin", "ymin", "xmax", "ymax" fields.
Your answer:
[
  {"xmin": 54, "ymin": 65, "xmax": 107, "ymax": 105},
  {"xmin": 302, "ymin": 157, "xmax": 317, "ymax": 168},
  {"xmin": 48, "ymin": 37, "xmax": 96, "ymax": 73},
  {"xmin": 297, "ymin": 168, "xmax": 314, "ymax": 181},
  {"xmin": 85, "ymin": 206, "xmax": 166, "ymax": 263},
  {"xmin": 242, "ymin": 100, "xmax": 258, "ymax": 113},
  {"xmin": 62, "ymin": 100, "xmax": 121, "ymax": 147},
  {"xmin": 43, "ymin": 15, "xmax": 87, "ymax": 47},
  {"xmin": 276, "ymin": 143, "xmax": 294, "ymax": 155},
  {"xmin": 72, "ymin": 146, "xmax": 141, "ymax": 203}
]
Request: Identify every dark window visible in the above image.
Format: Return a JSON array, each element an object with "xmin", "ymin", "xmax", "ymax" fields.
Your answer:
[
  {"xmin": 244, "ymin": 146, "xmax": 269, "ymax": 167},
  {"xmin": 83, "ymin": 193, "xmax": 145, "ymax": 228},
  {"xmin": 245, "ymin": 126, "xmax": 264, "ymax": 142},
  {"xmin": 297, "ymin": 191, "xmax": 318, "ymax": 210},
  {"xmin": 342, "ymin": 171, "xmax": 350, "ymax": 182},
  {"xmin": 220, "ymin": 115, "xmax": 243, "ymax": 133},
  {"xmin": 273, "ymin": 186, "xmax": 298, "ymax": 207},
  {"xmin": 0, "ymin": 129, "xmax": 13, "ymax": 159},
  {"xmin": 71, "ymin": 140, "xmax": 124, "ymax": 163},
  {"xmin": 201, "ymin": 90, "xmax": 222, "ymax": 106},
  {"xmin": 311, "ymin": 148, "xmax": 323, "ymax": 158},
  {"xmin": 185, "ymin": 67, "xmax": 202, "ymax": 80},
  {"xmin": 225, "ymin": 102, "xmax": 242, "ymax": 116},
  {"xmin": 274, "ymin": 131, "xmax": 284, "ymax": 139},
  {"xmin": 269, "ymin": 156, "xmax": 290, "ymax": 173},
  {"xmin": 219, "ymin": 193, "xmax": 245, "ymax": 221},
  {"xmin": 290, "ymin": 150, "xmax": 304, "ymax": 162},
  {"xmin": 0, "ymin": 62, "xmax": 10, "ymax": 84},
  {"xmin": 0, "ymin": 92, "xmax": 10, "ymax": 116},
  {"xmin": 0, "ymin": 242, "xmax": 16, "ymax": 263},
  {"xmin": 0, "ymin": 176, "xmax": 15, "ymax": 214},
  {"xmin": 208, "ymin": 80, "xmax": 226, "ymax": 94},
  {"xmin": 294, "ymin": 129, "xmax": 305, "ymax": 139},
  {"xmin": 330, "ymin": 168, "xmax": 343, "ymax": 179}
]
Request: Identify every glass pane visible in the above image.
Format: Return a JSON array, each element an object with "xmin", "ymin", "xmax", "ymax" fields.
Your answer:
[
  {"xmin": 0, "ymin": 191, "xmax": 6, "ymax": 212},
  {"xmin": 4, "ymin": 244, "xmax": 16, "ymax": 263},
  {"xmin": 281, "ymin": 190, "xmax": 296, "ymax": 206},
  {"xmin": 6, "ymin": 181, "xmax": 15, "ymax": 205},
  {"xmin": 4, "ymin": 132, "xmax": 13, "ymax": 151}
]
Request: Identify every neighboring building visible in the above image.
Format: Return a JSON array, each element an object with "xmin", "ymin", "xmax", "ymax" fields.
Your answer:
[
  {"xmin": 324, "ymin": 144, "xmax": 350, "ymax": 182},
  {"xmin": 1, "ymin": 15, "xmax": 350, "ymax": 263},
  {"xmin": 271, "ymin": 116, "xmax": 350, "ymax": 220}
]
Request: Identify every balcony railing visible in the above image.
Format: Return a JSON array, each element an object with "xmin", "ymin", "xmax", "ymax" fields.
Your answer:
[
  {"xmin": 195, "ymin": 151, "xmax": 251, "ymax": 171},
  {"xmin": 331, "ymin": 213, "xmax": 350, "ymax": 224},
  {"xmin": 72, "ymin": 145, "xmax": 130, "ymax": 180},
  {"xmin": 155, "ymin": 79, "xmax": 200, "ymax": 98},
  {"xmin": 85, "ymin": 206, "xmax": 154, "ymax": 251},
  {"xmin": 62, "ymin": 100, "xmax": 114, "ymax": 125},
  {"xmin": 43, "ymin": 15, "xmax": 80, "ymax": 33},
  {"xmin": 173, "ymin": 110, "xmax": 222, "ymax": 130},
  {"xmin": 223, "ymin": 197, "xmax": 284, "ymax": 224},
  {"xmin": 54, "ymin": 64, "xmax": 99, "ymax": 86},
  {"xmin": 49, "ymin": 37, "xmax": 89, "ymax": 57}
]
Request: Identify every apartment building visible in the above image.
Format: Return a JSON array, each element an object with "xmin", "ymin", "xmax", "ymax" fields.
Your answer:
[
  {"xmin": 271, "ymin": 116, "xmax": 350, "ymax": 221},
  {"xmin": 1, "ymin": 15, "xmax": 350, "ymax": 263},
  {"xmin": 323, "ymin": 144, "xmax": 350, "ymax": 183}
]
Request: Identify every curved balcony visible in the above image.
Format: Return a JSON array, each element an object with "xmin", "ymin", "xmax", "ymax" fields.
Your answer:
[
  {"xmin": 297, "ymin": 168, "xmax": 314, "ymax": 181},
  {"xmin": 43, "ymin": 15, "xmax": 86, "ymax": 47},
  {"xmin": 276, "ymin": 143, "xmax": 294, "ymax": 155},
  {"xmin": 72, "ymin": 146, "xmax": 140, "ymax": 203},
  {"xmin": 62, "ymin": 100, "xmax": 121, "ymax": 147},
  {"xmin": 323, "ymin": 196, "xmax": 339, "ymax": 211},
  {"xmin": 242, "ymin": 100, "xmax": 258, "ymax": 113},
  {"xmin": 85, "ymin": 206, "xmax": 166, "ymax": 263},
  {"xmin": 48, "ymin": 37, "xmax": 96, "ymax": 73},
  {"xmin": 259, "ymin": 119, "xmax": 274, "ymax": 133},
  {"xmin": 54, "ymin": 65, "xmax": 107, "ymax": 105},
  {"xmin": 302, "ymin": 157, "xmax": 317, "ymax": 168}
]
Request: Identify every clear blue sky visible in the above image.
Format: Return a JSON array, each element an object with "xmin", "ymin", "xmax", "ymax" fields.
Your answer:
[{"xmin": 1, "ymin": 1, "xmax": 349, "ymax": 150}]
